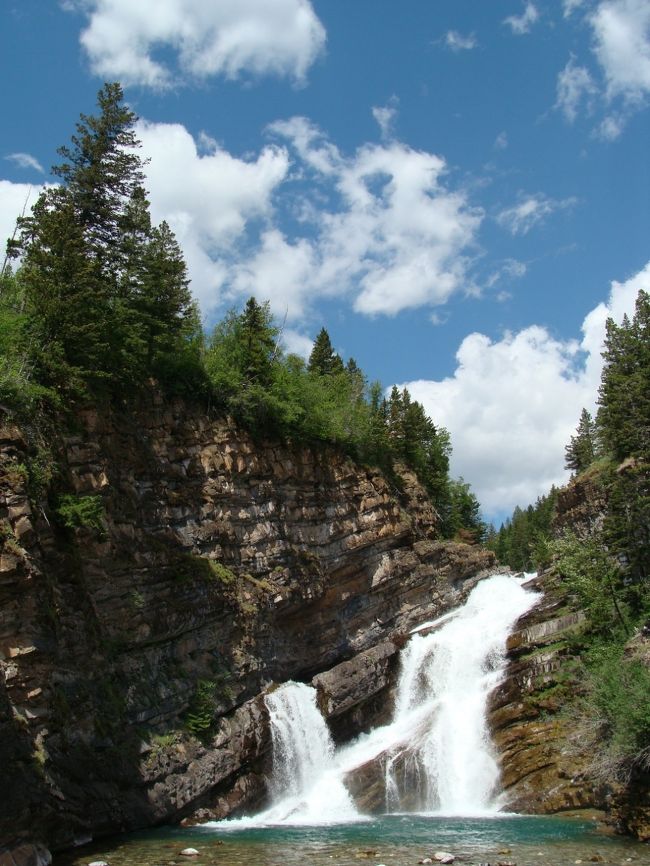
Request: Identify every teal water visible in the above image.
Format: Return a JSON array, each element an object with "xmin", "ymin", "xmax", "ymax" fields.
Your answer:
[{"xmin": 57, "ymin": 814, "xmax": 649, "ymax": 866}]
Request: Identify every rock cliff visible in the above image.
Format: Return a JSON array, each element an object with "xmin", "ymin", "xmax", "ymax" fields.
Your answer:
[
  {"xmin": 488, "ymin": 467, "xmax": 650, "ymax": 836},
  {"xmin": 0, "ymin": 395, "xmax": 495, "ymax": 850}
]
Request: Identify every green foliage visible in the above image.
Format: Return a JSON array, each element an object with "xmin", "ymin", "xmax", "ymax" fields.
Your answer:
[
  {"xmin": 488, "ymin": 487, "xmax": 559, "ymax": 571},
  {"xmin": 184, "ymin": 679, "xmax": 217, "ymax": 739},
  {"xmin": 8, "ymin": 83, "xmax": 202, "ymax": 401},
  {"xmin": 203, "ymin": 298, "xmax": 484, "ymax": 538},
  {"xmin": 550, "ymin": 531, "xmax": 630, "ymax": 636},
  {"xmin": 442, "ymin": 477, "xmax": 487, "ymax": 543},
  {"xmin": 597, "ymin": 290, "xmax": 650, "ymax": 462},
  {"xmin": 207, "ymin": 560, "xmax": 236, "ymax": 585},
  {"xmin": 584, "ymin": 644, "xmax": 650, "ymax": 774},
  {"xmin": 308, "ymin": 327, "xmax": 344, "ymax": 376},
  {"xmin": 55, "ymin": 494, "xmax": 105, "ymax": 534},
  {"xmin": 565, "ymin": 408, "xmax": 600, "ymax": 474}
]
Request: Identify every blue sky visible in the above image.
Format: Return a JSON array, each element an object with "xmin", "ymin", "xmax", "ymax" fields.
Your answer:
[{"xmin": 1, "ymin": 0, "xmax": 649, "ymax": 522}]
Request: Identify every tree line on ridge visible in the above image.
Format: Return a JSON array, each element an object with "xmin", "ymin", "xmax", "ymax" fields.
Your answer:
[{"xmin": 0, "ymin": 83, "xmax": 485, "ymax": 543}]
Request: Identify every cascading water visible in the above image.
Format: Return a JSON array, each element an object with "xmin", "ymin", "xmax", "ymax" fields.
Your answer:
[
  {"xmin": 217, "ymin": 573, "xmax": 539, "ymax": 827},
  {"xmin": 252, "ymin": 681, "xmax": 359, "ymax": 824},
  {"xmin": 382, "ymin": 573, "xmax": 540, "ymax": 814}
]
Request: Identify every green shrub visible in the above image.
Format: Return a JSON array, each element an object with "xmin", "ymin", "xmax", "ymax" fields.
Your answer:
[
  {"xmin": 184, "ymin": 679, "xmax": 217, "ymax": 739},
  {"xmin": 583, "ymin": 643, "xmax": 650, "ymax": 776},
  {"xmin": 55, "ymin": 494, "xmax": 105, "ymax": 534}
]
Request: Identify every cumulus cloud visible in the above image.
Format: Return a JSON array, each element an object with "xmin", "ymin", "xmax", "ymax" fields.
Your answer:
[
  {"xmin": 265, "ymin": 119, "xmax": 483, "ymax": 317},
  {"xmin": 136, "ymin": 120, "xmax": 290, "ymax": 313},
  {"xmin": 69, "ymin": 0, "xmax": 326, "ymax": 88},
  {"xmin": 504, "ymin": 3, "xmax": 540, "ymax": 34},
  {"xmin": 402, "ymin": 261, "xmax": 650, "ymax": 518},
  {"xmin": 5, "ymin": 153, "xmax": 44, "ymax": 173},
  {"xmin": 496, "ymin": 193, "xmax": 577, "ymax": 235},
  {"xmin": 555, "ymin": 57, "xmax": 598, "ymax": 122},
  {"xmin": 590, "ymin": 0, "xmax": 650, "ymax": 135},
  {"xmin": 591, "ymin": 0, "xmax": 650, "ymax": 102},
  {"xmin": 444, "ymin": 30, "xmax": 478, "ymax": 52},
  {"xmin": 282, "ymin": 328, "xmax": 314, "ymax": 359},
  {"xmin": 494, "ymin": 131, "xmax": 509, "ymax": 150},
  {"xmin": 133, "ymin": 116, "xmax": 481, "ymax": 323}
]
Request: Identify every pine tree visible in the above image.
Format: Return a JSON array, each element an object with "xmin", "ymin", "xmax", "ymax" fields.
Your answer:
[
  {"xmin": 565, "ymin": 408, "xmax": 598, "ymax": 473},
  {"xmin": 597, "ymin": 292, "xmax": 650, "ymax": 461},
  {"xmin": 138, "ymin": 221, "xmax": 194, "ymax": 366},
  {"xmin": 308, "ymin": 327, "xmax": 344, "ymax": 376},
  {"xmin": 52, "ymin": 82, "xmax": 146, "ymax": 280},
  {"xmin": 13, "ymin": 83, "xmax": 154, "ymax": 393},
  {"xmin": 239, "ymin": 297, "xmax": 278, "ymax": 387}
]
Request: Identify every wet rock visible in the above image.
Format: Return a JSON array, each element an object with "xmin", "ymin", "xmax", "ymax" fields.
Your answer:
[
  {"xmin": 433, "ymin": 853, "xmax": 455, "ymax": 864},
  {"xmin": 0, "ymin": 844, "xmax": 52, "ymax": 866},
  {"xmin": 179, "ymin": 850, "xmax": 199, "ymax": 857}
]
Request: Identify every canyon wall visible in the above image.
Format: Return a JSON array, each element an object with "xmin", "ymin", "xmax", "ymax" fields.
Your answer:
[{"xmin": 0, "ymin": 395, "xmax": 495, "ymax": 849}]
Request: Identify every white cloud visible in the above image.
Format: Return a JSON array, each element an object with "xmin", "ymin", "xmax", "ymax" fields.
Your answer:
[
  {"xmin": 504, "ymin": 3, "xmax": 540, "ymax": 34},
  {"xmin": 372, "ymin": 102, "xmax": 398, "ymax": 139},
  {"xmin": 118, "ymin": 116, "xmax": 481, "ymax": 324},
  {"xmin": 263, "ymin": 120, "xmax": 483, "ymax": 318},
  {"xmin": 228, "ymin": 228, "xmax": 316, "ymax": 321},
  {"xmin": 5, "ymin": 153, "xmax": 45, "ymax": 173},
  {"xmin": 564, "ymin": 0, "xmax": 586, "ymax": 16},
  {"xmin": 557, "ymin": 0, "xmax": 650, "ymax": 136},
  {"xmin": 136, "ymin": 120, "xmax": 290, "ymax": 314},
  {"xmin": 486, "ymin": 258, "xmax": 527, "ymax": 289},
  {"xmin": 555, "ymin": 57, "xmax": 598, "ymax": 122},
  {"xmin": 402, "ymin": 261, "xmax": 650, "ymax": 518},
  {"xmin": 497, "ymin": 193, "xmax": 577, "ymax": 235},
  {"xmin": 444, "ymin": 30, "xmax": 478, "ymax": 51},
  {"xmin": 494, "ymin": 131, "xmax": 509, "ymax": 150},
  {"xmin": 70, "ymin": 0, "xmax": 326, "ymax": 88},
  {"xmin": 591, "ymin": 0, "xmax": 650, "ymax": 103},
  {"xmin": 282, "ymin": 328, "xmax": 313, "ymax": 359}
]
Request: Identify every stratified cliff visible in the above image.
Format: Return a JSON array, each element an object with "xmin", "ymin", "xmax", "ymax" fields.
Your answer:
[
  {"xmin": 0, "ymin": 394, "xmax": 495, "ymax": 849},
  {"xmin": 489, "ymin": 468, "xmax": 650, "ymax": 837}
]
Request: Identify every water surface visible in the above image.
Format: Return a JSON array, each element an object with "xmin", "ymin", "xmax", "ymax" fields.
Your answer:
[{"xmin": 58, "ymin": 814, "xmax": 649, "ymax": 866}]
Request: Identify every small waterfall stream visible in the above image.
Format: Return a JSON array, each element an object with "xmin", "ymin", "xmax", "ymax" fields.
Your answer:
[{"xmin": 219, "ymin": 573, "xmax": 539, "ymax": 827}]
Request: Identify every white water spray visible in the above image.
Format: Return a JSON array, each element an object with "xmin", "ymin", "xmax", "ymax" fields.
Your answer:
[
  {"xmin": 215, "ymin": 573, "xmax": 539, "ymax": 827},
  {"xmin": 384, "ymin": 574, "xmax": 539, "ymax": 814}
]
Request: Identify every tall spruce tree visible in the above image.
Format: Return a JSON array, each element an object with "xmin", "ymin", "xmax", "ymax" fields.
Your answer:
[
  {"xmin": 565, "ymin": 407, "xmax": 598, "ymax": 474},
  {"xmin": 308, "ymin": 327, "xmax": 344, "ymax": 376},
  {"xmin": 11, "ymin": 83, "xmax": 199, "ymax": 396},
  {"xmin": 598, "ymin": 292, "xmax": 650, "ymax": 461}
]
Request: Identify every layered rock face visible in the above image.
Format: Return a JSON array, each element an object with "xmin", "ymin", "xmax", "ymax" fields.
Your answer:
[
  {"xmin": 489, "ymin": 572, "xmax": 597, "ymax": 814},
  {"xmin": 0, "ymin": 396, "xmax": 495, "ymax": 849}
]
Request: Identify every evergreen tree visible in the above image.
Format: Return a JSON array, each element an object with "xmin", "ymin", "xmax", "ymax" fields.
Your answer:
[
  {"xmin": 239, "ymin": 297, "xmax": 278, "ymax": 387},
  {"xmin": 597, "ymin": 291, "xmax": 650, "ymax": 461},
  {"xmin": 308, "ymin": 327, "xmax": 344, "ymax": 376},
  {"xmin": 138, "ymin": 221, "xmax": 194, "ymax": 365},
  {"xmin": 51, "ymin": 81, "xmax": 146, "ymax": 279},
  {"xmin": 565, "ymin": 408, "xmax": 598, "ymax": 474}
]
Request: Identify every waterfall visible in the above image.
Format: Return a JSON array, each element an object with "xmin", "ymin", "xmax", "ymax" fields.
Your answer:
[
  {"xmin": 253, "ymin": 681, "xmax": 359, "ymax": 824},
  {"xmin": 383, "ymin": 573, "xmax": 539, "ymax": 814},
  {"xmin": 217, "ymin": 573, "xmax": 539, "ymax": 827}
]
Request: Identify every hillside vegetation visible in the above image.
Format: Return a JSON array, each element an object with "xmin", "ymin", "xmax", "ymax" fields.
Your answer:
[{"xmin": 0, "ymin": 83, "xmax": 483, "ymax": 542}]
